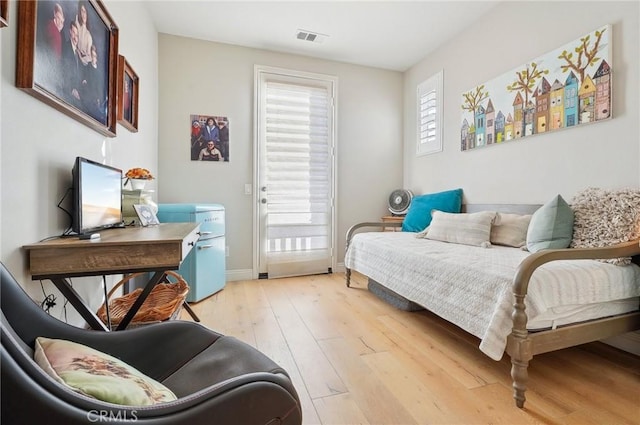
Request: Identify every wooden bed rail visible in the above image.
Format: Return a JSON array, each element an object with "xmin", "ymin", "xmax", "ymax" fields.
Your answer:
[
  {"xmin": 508, "ymin": 239, "xmax": 640, "ymax": 408},
  {"xmin": 344, "ymin": 221, "xmax": 402, "ymax": 287}
]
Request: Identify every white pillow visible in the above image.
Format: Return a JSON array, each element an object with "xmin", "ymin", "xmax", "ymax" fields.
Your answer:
[
  {"xmin": 490, "ymin": 213, "xmax": 532, "ymax": 248},
  {"xmin": 420, "ymin": 211, "xmax": 497, "ymax": 247}
]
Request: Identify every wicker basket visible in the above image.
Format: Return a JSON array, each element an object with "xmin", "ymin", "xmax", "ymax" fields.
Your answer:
[{"xmin": 97, "ymin": 270, "xmax": 189, "ymax": 328}]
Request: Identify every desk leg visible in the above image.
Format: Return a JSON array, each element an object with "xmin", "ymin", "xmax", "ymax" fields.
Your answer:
[
  {"xmin": 115, "ymin": 271, "xmax": 164, "ymax": 331},
  {"xmin": 50, "ymin": 278, "xmax": 109, "ymax": 332}
]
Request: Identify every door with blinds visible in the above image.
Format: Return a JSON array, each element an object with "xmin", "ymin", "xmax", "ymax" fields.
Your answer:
[{"xmin": 255, "ymin": 66, "xmax": 336, "ymax": 279}]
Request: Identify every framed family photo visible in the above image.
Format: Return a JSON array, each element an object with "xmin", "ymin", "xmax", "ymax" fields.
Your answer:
[
  {"xmin": 16, "ymin": 0, "xmax": 119, "ymax": 137},
  {"xmin": 116, "ymin": 55, "xmax": 139, "ymax": 132}
]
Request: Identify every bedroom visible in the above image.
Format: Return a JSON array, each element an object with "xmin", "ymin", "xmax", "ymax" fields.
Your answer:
[{"xmin": 0, "ymin": 0, "xmax": 638, "ymax": 422}]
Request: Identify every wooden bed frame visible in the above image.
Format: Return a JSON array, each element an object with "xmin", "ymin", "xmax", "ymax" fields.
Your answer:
[{"xmin": 344, "ymin": 204, "xmax": 640, "ymax": 408}]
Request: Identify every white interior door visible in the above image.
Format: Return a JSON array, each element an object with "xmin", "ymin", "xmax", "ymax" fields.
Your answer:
[{"xmin": 254, "ymin": 66, "xmax": 336, "ymax": 279}]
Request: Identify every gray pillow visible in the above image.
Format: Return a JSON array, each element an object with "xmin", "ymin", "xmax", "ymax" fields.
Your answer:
[
  {"xmin": 421, "ymin": 210, "xmax": 497, "ymax": 247},
  {"xmin": 526, "ymin": 195, "xmax": 574, "ymax": 252}
]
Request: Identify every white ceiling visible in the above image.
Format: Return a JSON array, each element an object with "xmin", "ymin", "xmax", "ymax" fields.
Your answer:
[{"xmin": 144, "ymin": 1, "xmax": 500, "ymax": 72}]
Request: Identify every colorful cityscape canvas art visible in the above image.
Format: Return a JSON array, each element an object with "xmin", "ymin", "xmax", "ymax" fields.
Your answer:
[{"xmin": 460, "ymin": 24, "xmax": 611, "ymax": 151}]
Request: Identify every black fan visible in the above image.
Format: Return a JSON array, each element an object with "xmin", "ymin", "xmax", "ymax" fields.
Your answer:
[{"xmin": 388, "ymin": 189, "xmax": 413, "ymax": 215}]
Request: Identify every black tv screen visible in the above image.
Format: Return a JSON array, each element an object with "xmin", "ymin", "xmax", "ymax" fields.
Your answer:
[{"xmin": 72, "ymin": 157, "xmax": 123, "ymax": 234}]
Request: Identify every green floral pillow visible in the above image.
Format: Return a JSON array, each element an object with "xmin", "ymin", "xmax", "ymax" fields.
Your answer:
[{"xmin": 34, "ymin": 337, "xmax": 177, "ymax": 406}]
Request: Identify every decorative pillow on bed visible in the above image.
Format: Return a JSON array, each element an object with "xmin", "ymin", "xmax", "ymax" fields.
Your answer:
[
  {"xmin": 490, "ymin": 213, "xmax": 532, "ymax": 248},
  {"xmin": 34, "ymin": 337, "xmax": 177, "ymax": 406},
  {"xmin": 401, "ymin": 188, "xmax": 463, "ymax": 232},
  {"xmin": 570, "ymin": 187, "xmax": 640, "ymax": 265},
  {"xmin": 526, "ymin": 195, "xmax": 574, "ymax": 253},
  {"xmin": 420, "ymin": 210, "xmax": 496, "ymax": 247}
]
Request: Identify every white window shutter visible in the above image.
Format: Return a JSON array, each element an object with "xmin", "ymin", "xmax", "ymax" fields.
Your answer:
[{"xmin": 417, "ymin": 70, "xmax": 443, "ymax": 156}]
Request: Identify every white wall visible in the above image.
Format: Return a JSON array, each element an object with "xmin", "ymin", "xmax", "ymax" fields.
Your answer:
[
  {"xmin": 157, "ymin": 34, "xmax": 404, "ymax": 277},
  {"xmin": 0, "ymin": 0, "xmax": 158, "ymax": 324},
  {"xmin": 403, "ymin": 1, "xmax": 639, "ymax": 202}
]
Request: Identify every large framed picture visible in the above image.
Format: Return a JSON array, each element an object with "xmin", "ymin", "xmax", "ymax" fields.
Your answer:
[
  {"xmin": 16, "ymin": 0, "xmax": 119, "ymax": 137},
  {"xmin": 116, "ymin": 55, "xmax": 139, "ymax": 132}
]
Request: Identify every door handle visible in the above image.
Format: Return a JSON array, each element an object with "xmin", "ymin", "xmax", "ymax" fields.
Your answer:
[{"xmin": 198, "ymin": 245, "xmax": 215, "ymax": 250}]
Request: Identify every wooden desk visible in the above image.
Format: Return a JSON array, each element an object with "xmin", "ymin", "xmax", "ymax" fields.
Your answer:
[{"xmin": 24, "ymin": 223, "xmax": 200, "ymax": 331}]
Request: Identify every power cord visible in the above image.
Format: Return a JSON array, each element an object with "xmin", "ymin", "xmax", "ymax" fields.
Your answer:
[
  {"xmin": 57, "ymin": 187, "xmax": 75, "ymax": 236},
  {"xmin": 40, "ymin": 281, "xmax": 57, "ymax": 314}
]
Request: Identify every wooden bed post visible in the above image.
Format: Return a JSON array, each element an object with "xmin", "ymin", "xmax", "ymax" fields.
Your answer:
[{"xmin": 508, "ymin": 293, "xmax": 533, "ymax": 408}]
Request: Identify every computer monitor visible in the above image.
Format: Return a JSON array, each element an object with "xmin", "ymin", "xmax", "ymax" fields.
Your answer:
[{"xmin": 72, "ymin": 157, "xmax": 123, "ymax": 235}]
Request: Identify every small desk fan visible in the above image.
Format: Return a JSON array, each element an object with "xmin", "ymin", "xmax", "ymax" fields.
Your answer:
[{"xmin": 388, "ymin": 189, "xmax": 413, "ymax": 215}]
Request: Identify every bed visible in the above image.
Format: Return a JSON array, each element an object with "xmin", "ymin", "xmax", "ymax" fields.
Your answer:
[{"xmin": 344, "ymin": 204, "xmax": 640, "ymax": 408}]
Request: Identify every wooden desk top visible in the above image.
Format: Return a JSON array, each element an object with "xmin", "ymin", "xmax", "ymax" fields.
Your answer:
[{"xmin": 24, "ymin": 223, "xmax": 200, "ymax": 279}]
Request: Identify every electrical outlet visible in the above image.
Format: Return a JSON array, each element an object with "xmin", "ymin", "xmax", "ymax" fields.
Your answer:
[
  {"xmin": 225, "ymin": 246, "xmax": 230, "ymax": 257},
  {"xmin": 244, "ymin": 184, "xmax": 252, "ymax": 195}
]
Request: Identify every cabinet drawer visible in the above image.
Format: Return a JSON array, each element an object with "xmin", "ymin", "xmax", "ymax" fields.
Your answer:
[{"xmin": 181, "ymin": 224, "xmax": 201, "ymax": 261}]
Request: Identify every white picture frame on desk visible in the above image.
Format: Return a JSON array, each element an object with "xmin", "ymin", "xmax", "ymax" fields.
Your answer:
[{"xmin": 133, "ymin": 204, "xmax": 160, "ymax": 226}]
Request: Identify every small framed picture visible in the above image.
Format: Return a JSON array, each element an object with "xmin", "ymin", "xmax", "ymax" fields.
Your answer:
[
  {"xmin": 116, "ymin": 55, "xmax": 139, "ymax": 132},
  {"xmin": 133, "ymin": 204, "xmax": 159, "ymax": 226}
]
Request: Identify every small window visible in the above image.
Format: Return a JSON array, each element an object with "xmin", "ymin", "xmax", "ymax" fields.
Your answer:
[{"xmin": 416, "ymin": 70, "xmax": 443, "ymax": 156}]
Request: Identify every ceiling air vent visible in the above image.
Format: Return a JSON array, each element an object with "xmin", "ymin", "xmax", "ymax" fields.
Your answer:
[{"xmin": 295, "ymin": 29, "xmax": 327, "ymax": 44}]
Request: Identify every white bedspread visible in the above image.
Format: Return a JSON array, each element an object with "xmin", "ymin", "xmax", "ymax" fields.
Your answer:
[{"xmin": 344, "ymin": 232, "xmax": 640, "ymax": 360}]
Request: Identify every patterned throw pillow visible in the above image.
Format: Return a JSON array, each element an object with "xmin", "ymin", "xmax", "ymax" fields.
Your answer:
[
  {"xmin": 420, "ymin": 210, "xmax": 497, "ymax": 247},
  {"xmin": 570, "ymin": 187, "xmax": 640, "ymax": 265},
  {"xmin": 491, "ymin": 213, "xmax": 532, "ymax": 248},
  {"xmin": 34, "ymin": 337, "xmax": 177, "ymax": 406}
]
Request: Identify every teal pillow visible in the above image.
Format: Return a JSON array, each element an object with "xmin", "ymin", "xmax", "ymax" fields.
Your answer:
[
  {"xmin": 34, "ymin": 337, "xmax": 177, "ymax": 406},
  {"xmin": 526, "ymin": 195, "xmax": 574, "ymax": 252},
  {"xmin": 401, "ymin": 188, "xmax": 463, "ymax": 232}
]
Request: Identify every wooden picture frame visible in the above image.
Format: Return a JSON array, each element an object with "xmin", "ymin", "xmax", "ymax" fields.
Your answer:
[
  {"xmin": 16, "ymin": 0, "xmax": 119, "ymax": 137},
  {"xmin": 117, "ymin": 55, "xmax": 139, "ymax": 132},
  {"xmin": 0, "ymin": 0, "xmax": 9, "ymax": 28}
]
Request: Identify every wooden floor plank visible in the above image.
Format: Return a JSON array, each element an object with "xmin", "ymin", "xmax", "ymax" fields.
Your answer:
[
  {"xmin": 313, "ymin": 393, "xmax": 370, "ymax": 425},
  {"xmin": 262, "ymin": 278, "xmax": 348, "ymax": 400},
  {"xmin": 186, "ymin": 272, "xmax": 639, "ymax": 425},
  {"xmin": 319, "ymin": 337, "xmax": 418, "ymax": 425}
]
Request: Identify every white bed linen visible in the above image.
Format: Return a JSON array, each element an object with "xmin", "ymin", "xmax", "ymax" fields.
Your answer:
[{"xmin": 344, "ymin": 231, "xmax": 640, "ymax": 360}]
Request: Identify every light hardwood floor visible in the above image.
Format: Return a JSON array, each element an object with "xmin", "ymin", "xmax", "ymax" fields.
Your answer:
[{"xmin": 185, "ymin": 272, "xmax": 640, "ymax": 425}]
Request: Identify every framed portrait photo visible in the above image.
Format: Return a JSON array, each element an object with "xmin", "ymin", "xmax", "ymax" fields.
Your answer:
[
  {"xmin": 16, "ymin": 0, "xmax": 119, "ymax": 137},
  {"xmin": 1, "ymin": 0, "xmax": 8, "ymax": 28},
  {"xmin": 117, "ymin": 55, "xmax": 139, "ymax": 132},
  {"xmin": 133, "ymin": 204, "xmax": 160, "ymax": 227}
]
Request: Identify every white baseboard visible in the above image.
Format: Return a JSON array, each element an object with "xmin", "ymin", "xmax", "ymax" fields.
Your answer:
[
  {"xmin": 227, "ymin": 264, "xmax": 347, "ymax": 282},
  {"xmin": 602, "ymin": 331, "xmax": 640, "ymax": 356},
  {"xmin": 226, "ymin": 269, "xmax": 254, "ymax": 281}
]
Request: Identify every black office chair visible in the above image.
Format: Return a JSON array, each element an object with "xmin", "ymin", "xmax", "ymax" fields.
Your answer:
[{"xmin": 1, "ymin": 262, "xmax": 302, "ymax": 425}]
